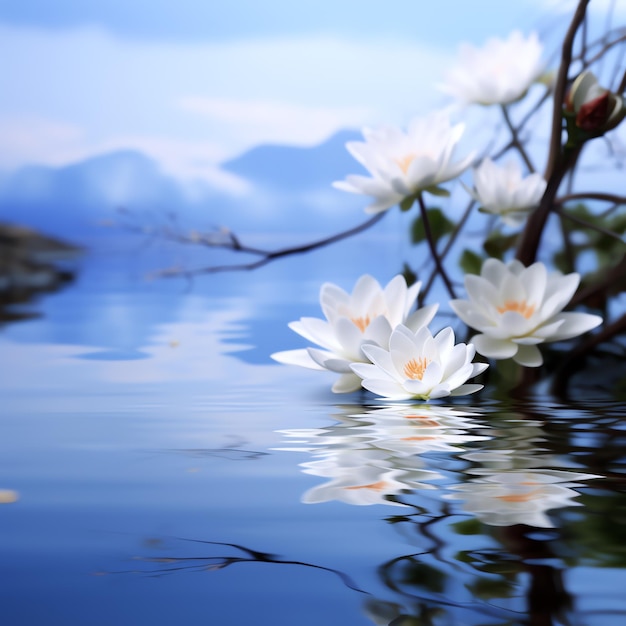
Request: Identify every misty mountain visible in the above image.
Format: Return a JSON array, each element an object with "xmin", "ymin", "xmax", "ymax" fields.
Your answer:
[
  {"xmin": 0, "ymin": 131, "xmax": 368, "ymax": 245},
  {"xmin": 222, "ymin": 129, "xmax": 360, "ymax": 190}
]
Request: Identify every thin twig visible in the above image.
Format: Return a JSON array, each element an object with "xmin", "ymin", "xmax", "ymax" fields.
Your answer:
[
  {"xmin": 553, "ymin": 200, "xmax": 625, "ymax": 244},
  {"xmin": 579, "ymin": 32, "xmax": 626, "ymax": 69},
  {"xmin": 555, "ymin": 192, "xmax": 626, "ymax": 205},
  {"xmin": 421, "ymin": 198, "xmax": 476, "ymax": 302},
  {"xmin": 500, "ymin": 104, "xmax": 535, "ymax": 172},
  {"xmin": 570, "ymin": 253, "xmax": 626, "ymax": 307},
  {"xmin": 416, "ymin": 193, "xmax": 456, "ymax": 299},
  {"xmin": 150, "ymin": 212, "xmax": 386, "ymax": 278}
]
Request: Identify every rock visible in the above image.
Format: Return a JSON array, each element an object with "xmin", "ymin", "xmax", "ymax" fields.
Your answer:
[{"xmin": 0, "ymin": 222, "xmax": 83, "ymax": 300}]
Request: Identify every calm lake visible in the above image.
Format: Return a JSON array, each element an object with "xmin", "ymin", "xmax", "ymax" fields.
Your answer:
[{"xmin": 1, "ymin": 230, "xmax": 625, "ymax": 625}]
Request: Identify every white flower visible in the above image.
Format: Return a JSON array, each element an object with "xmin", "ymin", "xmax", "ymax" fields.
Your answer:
[
  {"xmin": 332, "ymin": 111, "xmax": 475, "ymax": 214},
  {"xmin": 469, "ymin": 158, "xmax": 546, "ymax": 227},
  {"xmin": 350, "ymin": 325, "xmax": 487, "ymax": 401},
  {"xmin": 450, "ymin": 259, "xmax": 603, "ymax": 367},
  {"xmin": 441, "ymin": 31, "xmax": 545, "ymax": 105},
  {"xmin": 445, "ymin": 469, "xmax": 600, "ymax": 527},
  {"xmin": 271, "ymin": 274, "xmax": 438, "ymax": 393}
]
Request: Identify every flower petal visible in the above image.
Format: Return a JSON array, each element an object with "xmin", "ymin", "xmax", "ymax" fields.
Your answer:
[
  {"xmin": 271, "ymin": 349, "xmax": 325, "ymax": 370},
  {"xmin": 307, "ymin": 348, "xmax": 352, "ymax": 373},
  {"xmin": 450, "ymin": 383, "xmax": 484, "ymax": 396},
  {"xmin": 361, "ymin": 378, "xmax": 411, "ymax": 400},
  {"xmin": 331, "ymin": 373, "xmax": 363, "ymax": 393},
  {"xmin": 543, "ymin": 312, "xmax": 602, "ymax": 342},
  {"xmin": 513, "ymin": 343, "xmax": 543, "ymax": 367},
  {"xmin": 472, "ymin": 335, "xmax": 518, "ymax": 359}
]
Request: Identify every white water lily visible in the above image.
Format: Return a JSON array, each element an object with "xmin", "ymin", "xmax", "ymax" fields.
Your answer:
[
  {"xmin": 445, "ymin": 469, "xmax": 600, "ymax": 527},
  {"xmin": 441, "ymin": 31, "xmax": 545, "ymax": 105},
  {"xmin": 469, "ymin": 158, "xmax": 546, "ymax": 227},
  {"xmin": 271, "ymin": 274, "xmax": 438, "ymax": 393},
  {"xmin": 450, "ymin": 258, "xmax": 603, "ymax": 367},
  {"xmin": 350, "ymin": 325, "xmax": 487, "ymax": 401},
  {"xmin": 332, "ymin": 111, "xmax": 475, "ymax": 214}
]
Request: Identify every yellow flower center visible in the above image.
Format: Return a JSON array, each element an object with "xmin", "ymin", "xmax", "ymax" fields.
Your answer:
[
  {"xmin": 496, "ymin": 300, "xmax": 536, "ymax": 318},
  {"xmin": 345, "ymin": 480, "xmax": 388, "ymax": 492},
  {"xmin": 351, "ymin": 315, "xmax": 371, "ymax": 332},
  {"xmin": 395, "ymin": 153, "xmax": 416, "ymax": 174},
  {"xmin": 403, "ymin": 357, "xmax": 429, "ymax": 380}
]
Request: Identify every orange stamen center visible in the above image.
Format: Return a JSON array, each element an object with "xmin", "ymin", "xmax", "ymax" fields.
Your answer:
[
  {"xmin": 496, "ymin": 300, "xmax": 535, "ymax": 318},
  {"xmin": 351, "ymin": 315, "xmax": 371, "ymax": 332},
  {"xmin": 401, "ymin": 436, "xmax": 436, "ymax": 441},
  {"xmin": 395, "ymin": 154, "xmax": 416, "ymax": 174},
  {"xmin": 404, "ymin": 357, "xmax": 429, "ymax": 380},
  {"xmin": 404, "ymin": 416, "xmax": 441, "ymax": 428},
  {"xmin": 345, "ymin": 481, "xmax": 388, "ymax": 492},
  {"xmin": 496, "ymin": 490, "xmax": 540, "ymax": 503}
]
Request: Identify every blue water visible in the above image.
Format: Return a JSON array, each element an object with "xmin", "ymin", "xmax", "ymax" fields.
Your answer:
[{"xmin": 1, "ymin": 233, "xmax": 625, "ymax": 625}]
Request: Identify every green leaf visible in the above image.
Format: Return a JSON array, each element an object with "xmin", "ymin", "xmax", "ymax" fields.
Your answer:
[
  {"xmin": 401, "ymin": 263, "xmax": 418, "ymax": 288},
  {"xmin": 411, "ymin": 207, "xmax": 454, "ymax": 245},
  {"xmin": 399, "ymin": 195, "xmax": 416, "ymax": 212},
  {"xmin": 483, "ymin": 230, "xmax": 518, "ymax": 259},
  {"xmin": 460, "ymin": 249, "xmax": 484, "ymax": 275},
  {"xmin": 424, "ymin": 185, "xmax": 451, "ymax": 198}
]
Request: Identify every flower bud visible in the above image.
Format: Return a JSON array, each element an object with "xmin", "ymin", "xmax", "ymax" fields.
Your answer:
[{"xmin": 565, "ymin": 71, "xmax": 625, "ymax": 138}]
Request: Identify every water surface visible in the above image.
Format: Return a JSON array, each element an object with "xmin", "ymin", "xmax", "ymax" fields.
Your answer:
[{"xmin": 1, "ymin": 235, "xmax": 625, "ymax": 625}]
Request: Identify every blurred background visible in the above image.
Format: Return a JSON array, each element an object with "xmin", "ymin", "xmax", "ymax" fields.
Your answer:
[{"xmin": 1, "ymin": 0, "xmax": 605, "ymax": 245}]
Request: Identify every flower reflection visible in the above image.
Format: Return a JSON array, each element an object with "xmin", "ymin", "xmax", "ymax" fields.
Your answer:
[
  {"xmin": 277, "ymin": 405, "xmax": 488, "ymax": 507},
  {"xmin": 301, "ymin": 448, "xmax": 437, "ymax": 506},
  {"xmin": 351, "ymin": 405, "xmax": 489, "ymax": 455},
  {"xmin": 446, "ymin": 469, "xmax": 600, "ymax": 528}
]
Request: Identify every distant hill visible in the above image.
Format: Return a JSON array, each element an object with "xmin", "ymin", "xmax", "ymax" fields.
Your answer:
[
  {"xmin": 0, "ymin": 130, "xmax": 369, "ymax": 245},
  {"xmin": 0, "ymin": 150, "xmax": 191, "ymax": 240},
  {"xmin": 222, "ymin": 129, "xmax": 361, "ymax": 191}
]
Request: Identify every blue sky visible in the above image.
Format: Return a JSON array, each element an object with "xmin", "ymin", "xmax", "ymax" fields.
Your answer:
[
  {"xmin": 0, "ymin": 2, "xmax": 562, "ymax": 185},
  {"xmin": 0, "ymin": 0, "xmax": 622, "ymax": 202}
]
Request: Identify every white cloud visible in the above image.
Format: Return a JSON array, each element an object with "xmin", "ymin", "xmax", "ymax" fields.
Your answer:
[
  {"xmin": 179, "ymin": 97, "xmax": 372, "ymax": 148},
  {"xmin": 0, "ymin": 24, "xmax": 454, "ymax": 185},
  {"xmin": 94, "ymin": 134, "xmax": 252, "ymax": 195},
  {"xmin": 0, "ymin": 115, "xmax": 85, "ymax": 168},
  {"xmin": 0, "ymin": 114, "xmax": 250, "ymax": 194}
]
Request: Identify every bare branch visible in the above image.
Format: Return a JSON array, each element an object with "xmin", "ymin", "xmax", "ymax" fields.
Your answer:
[
  {"xmin": 555, "ymin": 206, "xmax": 625, "ymax": 243},
  {"xmin": 546, "ymin": 0, "xmax": 590, "ymax": 181},
  {"xmin": 555, "ymin": 192, "xmax": 626, "ymax": 205},
  {"xmin": 146, "ymin": 212, "xmax": 386, "ymax": 278}
]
